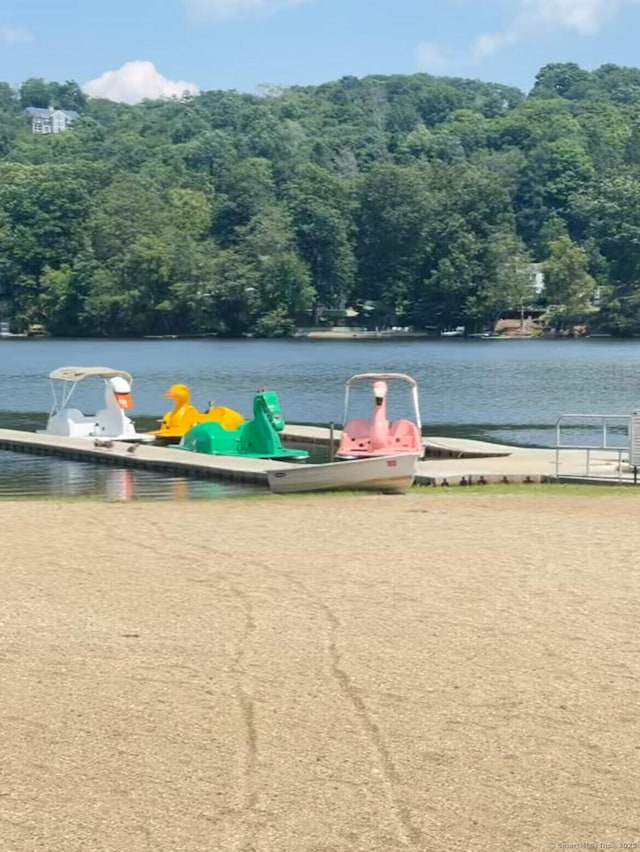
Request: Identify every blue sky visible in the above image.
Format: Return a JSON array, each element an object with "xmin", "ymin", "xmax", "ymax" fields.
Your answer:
[{"xmin": 2, "ymin": 0, "xmax": 640, "ymax": 103}]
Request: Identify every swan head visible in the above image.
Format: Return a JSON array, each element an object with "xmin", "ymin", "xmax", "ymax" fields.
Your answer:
[
  {"xmin": 373, "ymin": 380, "xmax": 388, "ymax": 408},
  {"xmin": 106, "ymin": 375, "xmax": 133, "ymax": 410}
]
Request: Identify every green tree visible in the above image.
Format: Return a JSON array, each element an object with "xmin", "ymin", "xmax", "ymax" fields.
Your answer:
[
  {"xmin": 542, "ymin": 236, "xmax": 597, "ymax": 328},
  {"xmin": 530, "ymin": 63, "xmax": 593, "ymax": 100},
  {"xmin": 51, "ymin": 80, "xmax": 87, "ymax": 112},
  {"xmin": 19, "ymin": 78, "xmax": 53, "ymax": 109},
  {"xmin": 286, "ymin": 164, "xmax": 356, "ymax": 311},
  {"xmin": 466, "ymin": 233, "xmax": 534, "ymax": 325}
]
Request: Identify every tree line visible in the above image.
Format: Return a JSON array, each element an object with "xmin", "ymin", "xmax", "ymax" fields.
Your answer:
[{"xmin": 1, "ymin": 62, "xmax": 640, "ymax": 337}]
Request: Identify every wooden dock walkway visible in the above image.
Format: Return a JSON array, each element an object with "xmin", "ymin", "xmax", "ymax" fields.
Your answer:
[
  {"xmin": 0, "ymin": 428, "xmax": 292, "ymax": 486},
  {"xmin": 0, "ymin": 425, "xmax": 634, "ymax": 488},
  {"xmin": 282, "ymin": 425, "xmax": 632, "ymax": 485}
]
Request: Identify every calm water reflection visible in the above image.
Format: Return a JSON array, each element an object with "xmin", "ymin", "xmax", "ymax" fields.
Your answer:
[
  {"xmin": 2, "ymin": 336, "xmax": 640, "ymax": 498},
  {"xmin": 0, "ymin": 449, "xmax": 262, "ymax": 500}
]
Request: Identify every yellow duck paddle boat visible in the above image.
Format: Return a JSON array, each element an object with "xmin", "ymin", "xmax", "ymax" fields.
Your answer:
[{"xmin": 149, "ymin": 383, "xmax": 245, "ymax": 443}]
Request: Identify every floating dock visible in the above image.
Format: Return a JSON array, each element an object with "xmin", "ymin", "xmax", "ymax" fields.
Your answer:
[
  {"xmin": 0, "ymin": 426, "xmax": 634, "ymax": 488},
  {"xmin": 282, "ymin": 425, "xmax": 633, "ymax": 486},
  {"xmin": 0, "ymin": 428, "xmax": 286, "ymax": 486}
]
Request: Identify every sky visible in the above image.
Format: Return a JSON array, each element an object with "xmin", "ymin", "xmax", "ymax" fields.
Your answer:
[{"xmin": 2, "ymin": 0, "xmax": 640, "ymax": 103}]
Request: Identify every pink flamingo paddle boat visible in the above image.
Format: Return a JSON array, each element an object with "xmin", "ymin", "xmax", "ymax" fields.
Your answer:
[{"xmin": 336, "ymin": 372, "xmax": 423, "ymax": 460}]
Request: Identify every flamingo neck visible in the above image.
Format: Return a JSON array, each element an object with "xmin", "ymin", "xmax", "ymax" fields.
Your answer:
[{"xmin": 370, "ymin": 400, "xmax": 389, "ymax": 448}]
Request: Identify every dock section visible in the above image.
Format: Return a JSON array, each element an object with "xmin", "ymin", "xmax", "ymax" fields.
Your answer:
[
  {"xmin": 283, "ymin": 425, "xmax": 633, "ymax": 485},
  {"xmin": 0, "ymin": 428, "xmax": 292, "ymax": 486},
  {"xmin": 0, "ymin": 426, "xmax": 635, "ymax": 488},
  {"xmin": 414, "ymin": 447, "xmax": 628, "ymax": 486}
]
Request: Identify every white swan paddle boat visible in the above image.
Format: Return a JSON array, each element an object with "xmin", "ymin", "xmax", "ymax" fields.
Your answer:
[
  {"xmin": 40, "ymin": 366, "xmax": 155, "ymax": 442},
  {"xmin": 267, "ymin": 453, "xmax": 419, "ymax": 494}
]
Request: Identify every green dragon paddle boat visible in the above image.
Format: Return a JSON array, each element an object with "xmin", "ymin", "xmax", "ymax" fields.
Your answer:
[{"xmin": 176, "ymin": 389, "xmax": 309, "ymax": 460}]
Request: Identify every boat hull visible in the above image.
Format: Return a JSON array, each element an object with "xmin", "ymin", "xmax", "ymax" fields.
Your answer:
[
  {"xmin": 336, "ymin": 448, "xmax": 423, "ymax": 460},
  {"xmin": 267, "ymin": 454, "xmax": 418, "ymax": 494}
]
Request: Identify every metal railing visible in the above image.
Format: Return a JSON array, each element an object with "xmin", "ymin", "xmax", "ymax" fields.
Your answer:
[{"xmin": 554, "ymin": 413, "xmax": 631, "ymax": 482}]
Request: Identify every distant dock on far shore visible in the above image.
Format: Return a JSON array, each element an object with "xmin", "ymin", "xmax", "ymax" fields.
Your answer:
[{"xmin": 294, "ymin": 325, "xmax": 433, "ymax": 340}]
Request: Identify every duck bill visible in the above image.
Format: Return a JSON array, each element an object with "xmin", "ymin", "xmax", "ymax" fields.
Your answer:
[{"xmin": 115, "ymin": 392, "xmax": 133, "ymax": 410}]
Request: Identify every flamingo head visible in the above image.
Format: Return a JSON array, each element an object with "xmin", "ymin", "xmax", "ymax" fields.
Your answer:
[{"xmin": 373, "ymin": 380, "xmax": 388, "ymax": 408}]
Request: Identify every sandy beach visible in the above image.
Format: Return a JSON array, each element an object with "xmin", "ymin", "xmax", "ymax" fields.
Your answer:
[{"xmin": 2, "ymin": 492, "xmax": 640, "ymax": 851}]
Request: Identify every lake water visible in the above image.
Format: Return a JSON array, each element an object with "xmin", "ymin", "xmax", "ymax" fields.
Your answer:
[{"xmin": 1, "ymin": 336, "xmax": 639, "ymax": 498}]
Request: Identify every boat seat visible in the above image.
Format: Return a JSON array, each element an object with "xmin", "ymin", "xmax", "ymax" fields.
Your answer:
[
  {"xmin": 339, "ymin": 417, "xmax": 372, "ymax": 453},
  {"xmin": 389, "ymin": 418, "xmax": 423, "ymax": 454},
  {"xmin": 61, "ymin": 408, "xmax": 96, "ymax": 424}
]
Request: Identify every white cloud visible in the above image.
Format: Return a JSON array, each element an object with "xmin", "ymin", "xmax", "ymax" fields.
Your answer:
[
  {"xmin": 183, "ymin": 0, "xmax": 309, "ymax": 22},
  {"xmin": 474, "ymin": 0, "xmax": 640, "ymax": 57},
  {"xmin": 521, "ymin": 0, "xmax": 632, "ymax": 34},
  {"xmin": 415, "ymin": 41, "xmax": 450, "ymax": 71},
  {"xmin": 1, "ymin": 26, "xmax": 33, "ymax": 44},
  {"xmin": 473, "ymin": 29, "xmax": 517, "ymax": 57},
  {"xmin": 83, "ymin": 61, "xmax": 199, "ymax": 104}
]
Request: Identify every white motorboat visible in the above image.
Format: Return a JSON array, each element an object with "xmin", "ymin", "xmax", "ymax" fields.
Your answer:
[
  {"xmin": 39, "ymin": 366, "xmax": 155, "ymax": 442},
  {"xmin": 267, "ymin": 453, "xmax": 419, "ymax": 494}
]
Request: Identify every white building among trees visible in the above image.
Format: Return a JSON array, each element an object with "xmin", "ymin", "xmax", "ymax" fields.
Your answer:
[{"xmin": 25, "ymin": 107, "xmax": 79, "ymax": 134}]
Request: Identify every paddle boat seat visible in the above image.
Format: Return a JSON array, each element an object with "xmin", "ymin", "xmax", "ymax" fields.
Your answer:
[
  {"xmin": 388, "ymin": 418, "xmax": 423, "ymax": 452},
  {"xmin": 46, "ymin": 407, "xmax": 98, "ymax": 438},
  {"xmin": 338, "ymin": 417, "xmax": 373, "ymax": 454},
  {"xmin": 339, "ymin": 417, "xmax": 422, "ymax": 456}
]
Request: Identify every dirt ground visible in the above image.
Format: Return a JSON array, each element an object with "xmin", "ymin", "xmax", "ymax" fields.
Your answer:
[{"xmin": 2, "ymin": 492, "xmax": 640, "ymax": 851}]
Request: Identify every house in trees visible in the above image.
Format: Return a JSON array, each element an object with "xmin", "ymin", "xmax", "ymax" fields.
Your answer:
[
  {"xmin": 528, "ymin": 263, "xmax": 545, "ymax": 297},
  {"xmin": 25, "ymin": 106, "xmax": 79, "ymax": 134}
]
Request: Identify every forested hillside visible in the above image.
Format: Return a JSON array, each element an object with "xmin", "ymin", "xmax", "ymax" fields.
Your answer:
[{"xmin": 1, "ymin": 63, "xmax": 640, "ymax": 337}]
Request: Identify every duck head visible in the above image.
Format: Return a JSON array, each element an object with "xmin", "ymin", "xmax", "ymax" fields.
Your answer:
[{"xmin": 164, "ymin": 384, "xmax": 190, "ymax": 408}]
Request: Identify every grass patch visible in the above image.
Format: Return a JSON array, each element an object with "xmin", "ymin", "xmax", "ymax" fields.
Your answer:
[
  {"xmin": 412, "ymin": 482, "xmax": 640, "ymax": 496},
  {"xmin": 4, "ymin": 482, "xmax": 639, "ymax": 502}
]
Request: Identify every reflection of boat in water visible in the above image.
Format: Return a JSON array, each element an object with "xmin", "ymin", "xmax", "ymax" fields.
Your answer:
[
  {"xmin": 106, "ymin": 469, "xmax": 135, "ymax": 501},
  {"xmin": 268, "ymin": 453, "xmax": 418, "ymax": 494},
  {"xmin": 39, "ymin": 366, "xmax": 155, "ymax": 442},
  {"xmin": 440, "ymin": 326, "xmax": 465, "ymax": 337},
  {"xmin": 337, "ymin": 373, "xmax": 423, "ymax": 460}
]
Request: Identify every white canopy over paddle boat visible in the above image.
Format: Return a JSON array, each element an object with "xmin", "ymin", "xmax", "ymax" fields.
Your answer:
[
  {"xmin": 40, "ymin": 366, "xmax": 154, "ymax": 442},
  {"xmin": 337, "ymin": 372, "xmax": 423, "ymax": 460}
]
